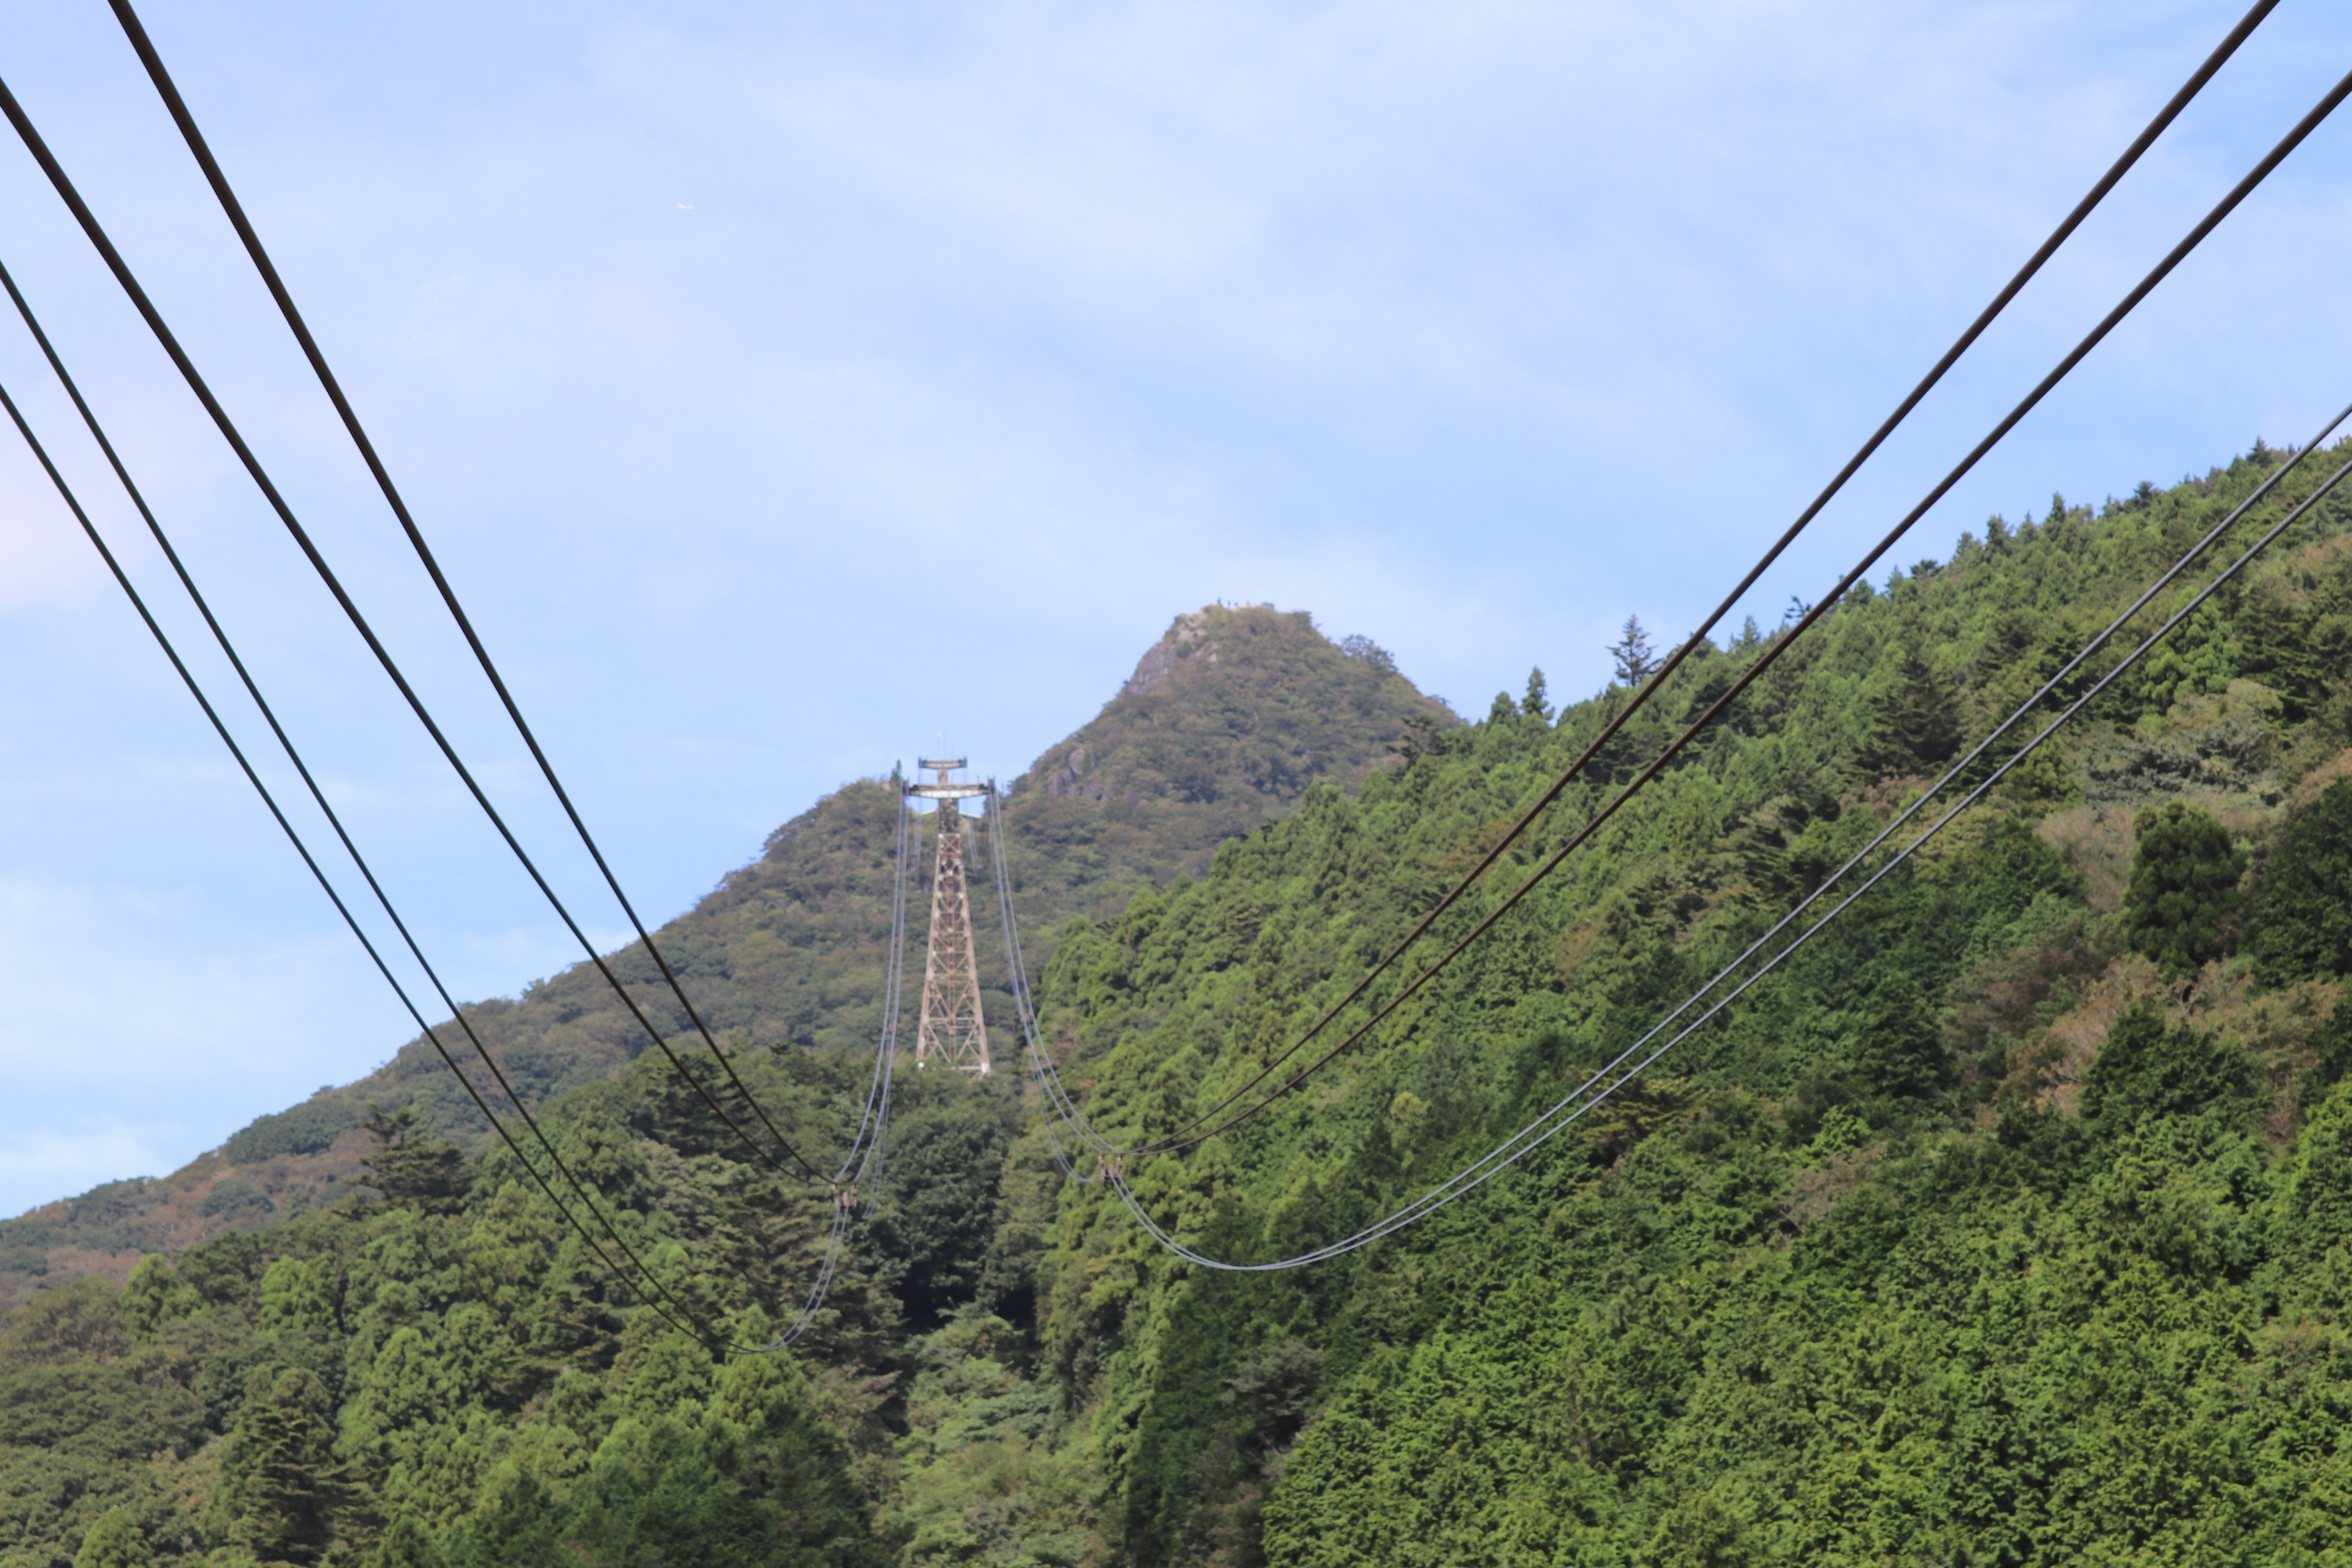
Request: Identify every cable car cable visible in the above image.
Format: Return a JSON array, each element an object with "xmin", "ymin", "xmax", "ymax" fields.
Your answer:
[
  {"xmin": 1121, "ymin": 55, "xmax": 2352, "ymax": 1157},
  {"xmin": 1133, "ymin": 0, "xmax": 2289, "ymax": 1148},
  {"xmin": 96, "ymin": 0, "xmax": 817, "ymax": 1190},
  {"xmin": 0, "ymin": 77, "xmax": 827, "ymax": 1189},
  {"xmin": 0, "ymin": 364, "xmax": 748, "ymax": 1351},
  {"xmin": 1065, "ymin": 424, "xmax": 2352, "ymax": 1268}
]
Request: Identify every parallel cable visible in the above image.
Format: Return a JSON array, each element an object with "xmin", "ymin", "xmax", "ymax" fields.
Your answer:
[
  {"xmin": 1085, "ymin": 423, "xmax": 2352, "ymax": 1270},
  {"xmin": 0, "ymin": 365, "xmax": 755, "ymax": 1351},
  {"xmin": 0, "ymin": 76, "xmax": 827, "ymax": 1188},
  {"xmin": 1127, "ymin": 0, "xmax": 2283, "ymax": 1146},
  {"xmin": 981, "ymin": 784, "xmax": 1102, "ymax": 1182},
  {"xmin": 96, "ymin": 0, "xmax": 815, "ymax": 1189},
  {"xmin": 1121, "ymin": 53, "xmax": 2352, "ymax": 1156},
  {"xmin": 0, "ymin": 254, "xmax": 781, "ymax": 1347}
]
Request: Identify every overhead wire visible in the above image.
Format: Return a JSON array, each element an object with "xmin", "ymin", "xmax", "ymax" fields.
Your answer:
[
  {"xmin": 0, "ymin": 75, "xmax": 827, "ymax": 1191},
  {"xmin": 1114, "ymin": 49, "xmax": 2352, "ymax": 1158},
  {"xmin": 0, "ymin": 355, "xmax": 758, "ymax": 1352},
  {"xmin": 1133, "ymin": 0, "xmax": 2285, "ymax": 1148},
  {"xmin": 92, "ymin": 0, "xmax": 821, "ymax": 1193},
  {"xmin": 1084, "ymin": 417, "xmax": 2352, "ymax": 1270},
  {"xmin": 2, "ymin": 250, "xmax": 913, "ymax": 1341},
  {"xmin": 981, "ymin": 783, "xmax": 1102, "ymax": 1183},
  {"xmin": 0, "ymin": 253, "xmax": 797, "ymax": 1350}
]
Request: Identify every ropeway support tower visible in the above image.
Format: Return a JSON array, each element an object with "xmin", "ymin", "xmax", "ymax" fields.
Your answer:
[{"xmin": 908, "ymin": 758, "xmax": 992, "ymax": 1074}]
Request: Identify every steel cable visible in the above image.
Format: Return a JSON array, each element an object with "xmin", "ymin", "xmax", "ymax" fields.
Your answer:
[
  {"xmin": 96, "ymin": 0, "xmax": 817, "ymax": 1191},
  {"xmin": 1136, "ymin": 0, "xmax": 2285, "ymax": 1147},
  {"xmin": 0, "ymin": 364, "xmax": 760, "ymax": 1349},
  {"xmin": 1121, "ymin": 52, "xmax": 2352, "ymax": 1156},
  {"xmin": 0, "ymin": 77, "xmax": 827, "ymax": 1189},
  {"xmin": 1072, "ymin": 429, "xmax": 2352, "ymax": 1269},
  {"xmin": 0, "ymin": 270, "xmax": 911, "ymax": 1338}
]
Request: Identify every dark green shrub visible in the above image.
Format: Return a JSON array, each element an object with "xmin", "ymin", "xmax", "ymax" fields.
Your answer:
[{"xmin": 2122, "ymin": 801, "xmax": 2244, "ymax": 977}]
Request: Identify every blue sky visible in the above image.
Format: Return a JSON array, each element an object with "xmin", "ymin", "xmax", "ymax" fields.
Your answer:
[{"xmin": 1, "ymin": 0, "xmax": 2347, "ymax": 1215}]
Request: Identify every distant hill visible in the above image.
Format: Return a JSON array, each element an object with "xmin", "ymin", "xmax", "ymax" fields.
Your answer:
[{"xmin": 0, "ymin": 605, "xmax": 1450, "ymax": 1311}]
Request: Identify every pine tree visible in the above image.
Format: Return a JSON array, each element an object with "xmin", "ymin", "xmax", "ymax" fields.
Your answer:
[
  {"xmin": 2246, "ymin": 779, "xmax": 2352, "ymax": 987},
  {"xmin": 1608, "ymin": 617, "xmax": 1657, "ymax": 686},
  {"xmin": 72, "ymin": 1508, "xmax": 153, "ymax": 1568},
  {"xmin": 361, "ymin": 1105, "xmax": 468, "ymax": 1211},
  {"xmin": 1861, "ymin": 642, "xmax": 1959, "ymax": 775},
  {"xmin": 2123, "ymin": 801, "xmax": 2244, "ymax": 978},
  {"xmin": 1520, "ymin": 667, "xmax": 1550, "ymax": 720},
  {"xmin": 221, "ymin": 1367, "xmax": 343, "ymax": 1565}
]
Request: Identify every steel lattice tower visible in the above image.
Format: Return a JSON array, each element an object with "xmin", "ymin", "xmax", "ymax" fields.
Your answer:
[{"xmin": 908, "ymin": 758, "xmax": 991, "ymax": 1074}]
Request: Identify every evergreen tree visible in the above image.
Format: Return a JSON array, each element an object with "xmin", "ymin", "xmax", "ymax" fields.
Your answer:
[
  {"xmin": 1520, "ymin": 667, "xmax": 1550, "ymax": 720},
  {"xmin": 2122, "ymin": 801, "xmax": 2245, "ymax": 977},
  {"xmin": 375, "ymin": 1515, "xmax": 445, "ymax": 1568},
  {"xmin": 220, "ymin": 1367, "xmax": 343, "ymax": 1565},
  {"xmin": 450, "ymin": 1471, "xmax": 562, "ymax": 1568},
  {"xmin": 72, "ymin": 1507, "xmax": 153, "ymax": 1568},
  {"xmin": 2245, "ymin": 779, "xmax": 2352, "ymax": 987},
  {"xmin": 361, "ymin": 1105, "xmax": 469, "ymax": 1212},
  {"xmin": 1861, "ymin": 641, "xmax": 1960, "ymax": 775},
  {"xmin": 1608, "ymin": 616, "xmax": 1658, "ymax": 686},
  {"xmin": 2081, "ymin": 1003, "xmax": 2250, "ymax": 1127}
]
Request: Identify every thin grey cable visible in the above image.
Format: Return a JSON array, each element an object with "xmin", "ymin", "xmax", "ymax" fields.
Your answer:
[{"xmin": 1096, "ymin": 437, "xmax": 2352, "ymax": 1270}]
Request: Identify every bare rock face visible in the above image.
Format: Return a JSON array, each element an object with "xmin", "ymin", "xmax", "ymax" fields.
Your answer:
[{"xmin": 1119, "ymin": 609, "xmax": 1221, "ymax": 699}]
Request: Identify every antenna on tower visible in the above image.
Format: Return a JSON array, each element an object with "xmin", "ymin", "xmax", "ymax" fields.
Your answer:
[{"xmin": 906, "ymin": 756, "xmax": 992, "ymax": 1074}]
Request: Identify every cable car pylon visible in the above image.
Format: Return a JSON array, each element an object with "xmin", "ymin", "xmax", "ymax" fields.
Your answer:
[{"xmin": 908, "ymin": 758, "xmax": 992, "ymax": 1074}]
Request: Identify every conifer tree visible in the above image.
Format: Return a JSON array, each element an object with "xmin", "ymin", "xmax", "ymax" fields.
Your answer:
[
  {"xmin": 72, "ymin": 1508, "xmax": 153, "ymax": 1568},
  {"xmin": 1607, "ymin": 617, "xmax": 1657, "ymax": 686},
  {"xmin": 2246, "ymin": 779, "xmax": 2352, "ymax": 987},
  {"xmin": 1861, "ymin": 642, "xmax": 1959, "ymax": 775},
  {"xmin": 361, "ymin": 1105, "xmax": 469, "ymax": 1212},
  {"xmin": 1520, "ymin": 667, "xmax": 1550, "ymax": 720},
  {"xmin": 2123, "ymin": 801, "xmax": 2244, "ymax": 978},
  {"xmin": 219, "ymin": 1367, "xmax": 344, "ymax": 1565}
]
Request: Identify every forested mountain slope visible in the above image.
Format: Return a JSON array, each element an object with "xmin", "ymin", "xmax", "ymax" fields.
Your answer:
[
  {"xmin": 901, "ymin": 443, "xmax": 2352, "ymax": 1566},
  {"xmin": 0, "ymin": 605, "xmax": 1443, "ymax": 1317},
  {"xmin": 12, "ymin": 440, "xmax": 2352, "ymax": 1567},
  {"xmin": 0, "ymin": 605, "xmax": 1446, "ymax": 1566}
]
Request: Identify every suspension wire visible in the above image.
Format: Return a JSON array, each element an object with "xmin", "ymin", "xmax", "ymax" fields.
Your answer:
[
  {"xmin": 768, "ymin": 791, "xmax": 914, "ymax": 1348},
  {"xmin": 0, "ymin": 367, "xmax": 758, "ymax": 1352},
  {"xmin": 0, "ymin": 254, "xmax": 794, "ymax": 1349},
  {"xmin": 1077, "ymin": 429, "xmax": 2352, "ymax": 1271},
  {"xmin": 1124, "ymin": 56, "xmax": 2352, "ymax": 1158},
  {"xmin": 1132, "ymin": 0, "xmax": 2283, "ymax": 1145},
  {"xmin": 0, "ymin": 77, "xmax": 826, "ymax": 1189},
  {"xmin": 94, "ymin": 0, "xmax": 820, "ymax": 1193},
  {"xmin": 2, "ymin": 265, "xmax": 921, "ymax": 1352},
  {"xmin": 981, "ymin": 784, "xmax": 1101, "ymax": 1182}
]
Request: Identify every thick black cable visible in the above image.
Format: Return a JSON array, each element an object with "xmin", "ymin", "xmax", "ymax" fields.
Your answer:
[
  {"xmin": 99, "ymin": 0, "xmax": 815, "ymax": 1192},
  {"xmin": 0, "ymin": 76, "xmax": 826, "ymax": 1188},
  {"xmin": 1148, "ymin": 0, "xmax": 2286, "ymax": 1144},
  {"xmin": 1126, "ymin": 52, "xmax": 2352, "ymax": 1156},
  {"xmin": 0, "ymin": 254, "xmax": 785, "ymax": 1348},
  {"xmin": 0, "ymin": 366, "xmax": 758, "ymax": 1351}
]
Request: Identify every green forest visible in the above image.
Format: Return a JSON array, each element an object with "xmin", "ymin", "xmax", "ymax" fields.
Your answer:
[{"xmin": 9, "ymin": 443, "xmax": 2352, "ymax": 1566}]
